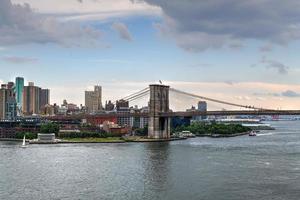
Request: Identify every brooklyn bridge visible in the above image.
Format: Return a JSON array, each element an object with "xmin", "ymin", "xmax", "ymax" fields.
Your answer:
[{"xmin": 45, "ymin": 84, "xmax": 300, "ymax": 139}]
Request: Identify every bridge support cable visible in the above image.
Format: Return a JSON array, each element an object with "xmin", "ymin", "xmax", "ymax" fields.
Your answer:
[
  {"xmin": 121, "ymin": 87, "xmax": 149, "ymax": 100},
  {"xmin": 124, "ymin": 89, "xmax": 150, "ymax": 102},
  {"xmin": 170, "ymin": 88, "xmax": 274, "ymax": 111},
  {"xmin": 113, "ymin": 87, "xmax": 149, "ymax": 104}
]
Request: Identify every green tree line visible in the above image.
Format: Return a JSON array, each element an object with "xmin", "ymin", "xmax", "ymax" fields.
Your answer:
[
  {"xmin": 58, "ymin": 131, "xmax": 113, "ymax": 138},
  {"xmin": 173, "ymin": 122, "xmax": 251, "ymax": 135}
]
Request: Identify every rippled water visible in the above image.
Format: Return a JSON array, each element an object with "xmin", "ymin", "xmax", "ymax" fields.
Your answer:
[{"xmin": 1, "ymin": 121, "xmax": 300, "ymax": 200}]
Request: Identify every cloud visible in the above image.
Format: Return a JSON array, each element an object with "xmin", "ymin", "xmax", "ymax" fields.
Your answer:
[
  {"xmin": 224, "ymin": 80, "xmax": 235, "ymax": 86},
  {"xmin": 253, "ymin": 90, "xmax": 300, "ymax": 98},
  {"xmin": 111, "ymin": 22, "xmax": 133, "ymax": 41},
  {"xmin": 143, "ymin": 0, "xmax": 300, "ymax": 51},
  {"xmin": 253, "ymin": 92, "xmax": 280, "ymax": 97},
  {"xmin": 281, "ymin": 90, "xmax": 300, "ymax": 97},
  {"xmin": 2, "ymin": 56, "xmax": 38, "ymax": 64},
  {"xmin": 261, "ymin": 57, "xmax": 289, "ymax": 74},
  {"xmin": 260, "ymin": 44, "xmax": 273, "ymax": 52},
  {"xmin": 228, "ymin": 42, "xmax": 244, "ymax": 50},
  {"xmin": 0, "ymin": 0, "xmax": 102, "ymax": 46},
  {"xmin": 235, "ymin": 96, "xmax": 251, "ymax": 100},
  {"xmin": 12, "ymin": 0, "xmax": 161, "ymax": 22}
]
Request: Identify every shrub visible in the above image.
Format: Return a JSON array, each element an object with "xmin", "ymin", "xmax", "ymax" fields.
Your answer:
[
  {"xmin": 58, "ymin": 131, "xmax": 113, "ymax": 138},
  {"xmin": 40, "ymin": 123, "xmax": 60, "ymax": 135},
  {"xmin": 16, "ymin": 132, "xmax": 37, "ymax": 140},
  {"xmin": 172, "ymin": 122, "xmax": 250, "ymax": 135}
]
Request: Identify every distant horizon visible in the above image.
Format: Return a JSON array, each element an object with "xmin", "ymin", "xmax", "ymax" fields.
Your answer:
[{"xmin": 2, "ymin": 76, "xmax": 300, "ymax": 111}]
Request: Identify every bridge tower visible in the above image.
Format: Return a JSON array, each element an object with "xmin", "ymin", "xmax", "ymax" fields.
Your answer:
[{"xmin": 148, "ymin": 84, "xmax": 171, "ymax": 139}]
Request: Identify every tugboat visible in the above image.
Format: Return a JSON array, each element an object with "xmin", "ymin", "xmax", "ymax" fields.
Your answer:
[{"xmin": 249, "ymin": 131, "xmax": 257, "ymax": 137}]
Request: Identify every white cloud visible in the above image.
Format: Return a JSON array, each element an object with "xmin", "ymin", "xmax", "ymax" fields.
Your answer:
[
  {"xmin": 1, "ymin": 0, "xmax": 102, "ymax": 46},
  {"xmin": 260, "ymin": 43, "xmax": 273, "ymax": 52},
  {"xmin": 11, "ymin": 0, "xmax": 161, "ymax": 22},
  {"xmin": 2, "ymin": 56, "xmax": 38, "ymax": 64},
  {"xmin": 111, "ymin": 22, "xmax": 133, "ymax": 41},
  {"xmin": 260, "ymin": 57, "xmax": 289, "ymax": 74}
]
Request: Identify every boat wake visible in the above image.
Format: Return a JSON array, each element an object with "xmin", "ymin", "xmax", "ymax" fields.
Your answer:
[{"xmin": 257, "ymin": 132, "xmax": 275, "ymax": 136}]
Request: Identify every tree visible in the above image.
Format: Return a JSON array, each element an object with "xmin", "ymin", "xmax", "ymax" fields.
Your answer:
[
  {"xmin": 40, "ymin": 123, "xmax": 60, "ymax": 136},
  {"xmin": 135, "ymin": 125, "xmax": 148, "ymax": 136}
]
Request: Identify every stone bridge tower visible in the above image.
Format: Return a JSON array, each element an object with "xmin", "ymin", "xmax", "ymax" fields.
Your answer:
[{"xmin": 148, "ymin": 84, "xmax": 171, "ymax": 139}]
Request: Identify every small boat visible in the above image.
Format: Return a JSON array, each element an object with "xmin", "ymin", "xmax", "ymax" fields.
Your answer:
[
  {"xmin": 249, "ymin": 131, "xmax": 257, "ymax": 137},
  {"xmin": 20, "ymin": 135, "xmax": 28, "ymax": 148},
  {"xmin": 179, "ymin": 131, "xmax": 196, "ymax": 138}
]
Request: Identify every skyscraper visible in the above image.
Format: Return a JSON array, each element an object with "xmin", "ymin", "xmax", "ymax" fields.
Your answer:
[
  {"xmin": 40, "ymin": 89, "xmax": 50, "ymax": 110},
  {"xmin": 198, "ymin": 101, "xmax": 207, "ymax": 111},
  {"xmin": 197, "ymin": 101, "xmax": 207, "ymax": 120},
  {"xmin": 85, "ymin": 85, "xmax": 102, "ymax": 114},
  {"xmin": 0, "ymin": 86, "xmax": 6, "ymax": 120},
  {"xmin": 0, "ymin": 84, "xmax": 17, "ymax": 120},
  {"xmin": 23, "ymin": 82, "xmax": 41, "ymax": 115},
  {"xmin": 15, "ymin": 77, "xmax": 24, "ymax": 112}
]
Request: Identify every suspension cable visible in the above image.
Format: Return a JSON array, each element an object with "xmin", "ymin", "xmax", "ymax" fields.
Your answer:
[
  {"xmin": 124, "ymin": 90, "xmax": 150, "ymax": 101},
  {"xmin": 122, "ymin": 87, "xmax": 149, "ymax": 101},
  {"xmin": 124, "ymin": 89, "xmax": 150, "ymax": 101},
  {"xmin": 112, "ymin": 88, "xmax": 150, "ymax": 105},
  {"xmin": 170, "ymin": 88, "xmax": 273, "ymax": 111}
]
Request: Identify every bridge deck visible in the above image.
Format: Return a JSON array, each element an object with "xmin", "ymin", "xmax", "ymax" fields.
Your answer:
[
  {"xmin": 42, "ymin": 110, "xmax": 300, "ymax": 121},
  {"xmin": 160, "ymin": 110, "xmax": 300, "ymax": 117}
]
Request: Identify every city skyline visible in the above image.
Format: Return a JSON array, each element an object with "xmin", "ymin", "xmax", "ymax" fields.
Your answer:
[
  {"xmin": 1, "ymin": 2, "xmax": 300, "ymax": 199},
  {"xmin": 1, "ymin": 0, "xmax": 300, "ymax": 110}
]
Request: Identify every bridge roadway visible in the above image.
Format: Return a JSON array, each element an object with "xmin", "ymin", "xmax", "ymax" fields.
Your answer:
[
  {"xmin": 160, "ymin": 110, "xmax": 300, "ymax": 117},
  {"xmin": 43, "ymin": 110, "xmax": 300, "ymax": 121}
]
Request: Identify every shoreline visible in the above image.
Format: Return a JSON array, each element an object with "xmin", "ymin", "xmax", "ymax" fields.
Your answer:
[
  {"xmin": 0, "ymin": 137, "xmax": 187, "ymax": 144},
  {"xmin": 195, "ymin": 131, "xmax": 250, "ymax": 138},
  {"xmin": 0, "ymin": 132, "xmax": 249, "ymax": 144}
]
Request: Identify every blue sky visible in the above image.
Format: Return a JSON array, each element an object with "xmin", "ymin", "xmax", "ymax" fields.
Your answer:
[{"xmin": 1, "ymin": 0, "xmax": 300, "ymax": 110}]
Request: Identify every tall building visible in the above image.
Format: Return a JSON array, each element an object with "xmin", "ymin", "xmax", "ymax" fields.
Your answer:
[
  {"xmin": 105, "ymin": 100, "xmax": 115, "ymax": 111},
  {"xmin": 198, "ymin": 101, "xmax": 207, "ymax": 111},
  {"xmin": 0, "ymin": 86, "xmax": 6, "ymax": 120},
  {"xmin": 0, "ymin": 84, "xmax": 17, "ymax": 120},
  {"xmin": 197, "ymin": 101, "xmax": 207, "ymax": 120},
  {"xmin": 15, "ymin": 77, "xmax": 25, "ymax": 114},
  {"xmin": 23, "ymin": 82, "xmax": 41, "ymax": 115},
  {"xmin": 116, "ymin": 99, "xmax": 129, "ymax": 110},
  {"xmin": 116, "ymin": 99, "xmax": 130, "ymax": 126},
  {"xmin": 40, "ymin": 89, "xmax": 50, "ymax": 110},
  {"xmin": 85, "ymin": 85, "xmax": 102, "ymax": 114}
]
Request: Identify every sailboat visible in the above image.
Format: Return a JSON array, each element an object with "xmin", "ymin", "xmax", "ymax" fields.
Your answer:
[{"xmin": 20, "ymin": 135, "xmax": 28, "ymax": 148}]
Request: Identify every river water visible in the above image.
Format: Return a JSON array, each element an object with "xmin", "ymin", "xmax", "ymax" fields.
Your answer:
[{"xmin": 0, "ymin": 121, "xmax": 300, "ymax": 200}]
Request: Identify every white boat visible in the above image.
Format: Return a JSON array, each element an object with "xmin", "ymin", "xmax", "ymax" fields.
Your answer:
[
  {"xmin": 179, "ymin": 131, "xmax": 196, "ymax": 138},
  {"xmin": 20, "ymin": 135, "xmax": 28, "ymax": 148},
  {"xmin": 249, "ymin": 131, "xmax": 257, "ymax": 137}
]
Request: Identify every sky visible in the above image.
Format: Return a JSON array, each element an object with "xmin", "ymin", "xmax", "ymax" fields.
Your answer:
[{"xmin": 1, "ymin": 0, "xmax": 300, "ymax": 110}]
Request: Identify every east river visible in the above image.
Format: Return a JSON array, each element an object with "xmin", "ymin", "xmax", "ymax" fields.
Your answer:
[{"xmin": 1, "ymin": 121, "xmax": 300, "ymax": 200}]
